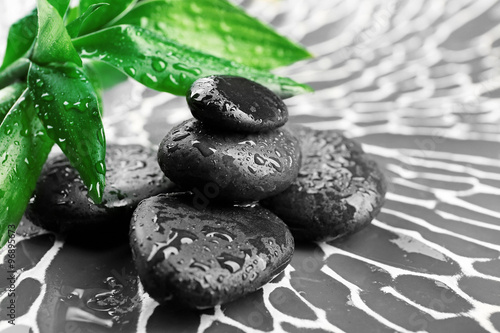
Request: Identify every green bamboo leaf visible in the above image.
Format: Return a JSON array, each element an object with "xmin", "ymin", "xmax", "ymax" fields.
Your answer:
[
  {"xmin": 66, "ymin": 3, "xmax": 110, "ymax": 38},
  {"xmin": 0, "ymin": 0, "xmax": 71, "ymax": 71},
  {"xmin": 73, "ymin": 26, "xmax": 312, "ymax": 98},
  {"xmin": 0, "ymin": 82, "xmax": 27, "ymax": 122},
  {"xmin": 28, "ymin": 62, "xmax": 106, "ymax": 203},
  {"xmin": 32, "ymin": 0, "xmax": 82, "ymax": 66},
  {"xmin": 78, "ymin": 0, "xmax": 136, "ymax": 36},
  {"xmin": 114, "ymin": 0, "xmax": 312, "ymax": 70},
  {"xmin": 83, "ymin": 61, "xmax": 128, "ymax": 90},
  {"xmin": 83, "ymin": 62, "xmax": 104, "ymax": 114},
  {"xmin": 0, "ymin": 89, "xmax": 54, "ymax": 248},
  {"xmin": 49, "ymin": 0, "xmax": 71, "ymax": 17},
  {"xmin": 0, "ymin": 10, "xmax": 38, "ymax": 70},
  {"xmin": 65, "ymin": 6, "xmax": 80, "ymax": 24}
]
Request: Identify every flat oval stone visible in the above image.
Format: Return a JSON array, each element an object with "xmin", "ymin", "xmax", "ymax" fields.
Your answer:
[
  {"xmin": 187, "ymin": 75, "xmax": 288, "ymax": 132},
  {"xmin": 261, "ymin": 125, "xmax": 387, "ymax": 242},
  {"xmin": 158, "ymin": 119, "xmax": 301, "ymax": 203},
  {"xmin": 26, "ymin": 144, "xmax": 176, "ymax": 241},
  {"xmin": 130, "ymin": 193, "xmax": 294, "ymax": 309}
]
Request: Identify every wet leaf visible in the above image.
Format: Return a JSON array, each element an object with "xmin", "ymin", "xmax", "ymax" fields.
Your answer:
[
  {"xmin": 32, "ymin": 0, "xmax": 82, "ymax": 66},
  {"xmin": 0, "ymin": 82, "xmax": 27, "ymax": 123},
  {"xmin": 73, "ymin": 25, "xmax": 312, "ymax": 98},
  {"xmin": 65, "ymin": 5, "xmax": 80, "ymax": 24},
  {"xmin": 66, "ymin": 3, "xmax": 110, "ymax": 38},
  {"xmin": 0, "ymin": 10, "xmax": 38, "ymax": 70},
  {"xmin": 49, "ymin": 0, "xmax": 71, "ymax": 17},
  {"xmin": 28, "ymin": 62, "xmax": 106, "ymax": 203},
  {"xmin": 83, "ymin": 62, "xmax": 104, "ymax": 115},
  {"xmin": 115, "ymin": 0, "xmax": 311, "ymax": 70},
  {"xmin": 84, "ymin": 61, "xmax": 128, "ymax": 90},
  {"xmin": 0, "ymin": 89, "xmax": 54, "ymax": 247},
  {"xmin": 78, "ymin": 0, "xmax": 136, "ymax": 36}
]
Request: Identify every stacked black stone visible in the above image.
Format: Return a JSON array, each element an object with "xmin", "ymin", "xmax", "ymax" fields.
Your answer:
[
  {"xmin": 137, "ymin": 76, "xmax": 299, "ymax": 309},
  {"xmin": 27, "ymin": 75, "xmax": 387, "ymax": 310},
  {"xmin": 158, "ymin": 75, "xmax": 301, "ymax": 203}
]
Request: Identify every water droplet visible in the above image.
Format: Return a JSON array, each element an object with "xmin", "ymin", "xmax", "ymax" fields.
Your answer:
[
  {"xmin": 63, "ymin": 101, "xmax": 71, "ymax": 111},
  {"xmin": 166, "ymin": 74, "xmax": 179, "ymax": 86},
  {"xmin": 95, "ymin": 161, "xmax": 106, "ymax": 175},
  {"xmin": 254, "ymin": 154, "xmax": 266, "ymax": 165},
  {"xmin": 97, "ymin": 128, "xmax": 105, "ymax": 146},
  {"xmin": 152, "ymin": 58, "xmax": 167, "ymax": 72},
  {"xmin": 167, "ymin": 143, "xmax": 179, "ymax": 153},
  {"xmin": 35, "ymin": 79, "xmax": 43, "ymax": 87},
  {"xmin": 192, "ymin": 141, "xmax": 215, "ymax": 157},
  {"xmin": 124, "ymin": 67, "xmax": 136, "ymax": 77},
  {"xmin": 248, "ymin": 166, "xmax": 256, "ymax": 174},
  {"xmin": 41, "ymin": 93, "xmax": 54, "ymax": 101},
  {"xmin": 205, "ymin": 230, "xmax": 234, "ymax": 242},
  {"xmin": 66, "ymin": 67, "xmax": 81, "ymax": 79},
  {"xmin": 20, "ymin": 128, "xmax": 30, "ymax": 137},
  {"xmin": 269, "ymin": 157, "xmax": 283, "ymax": 172},
  {"xmin": 217, "ymin": 253, "xmax": 244, "ymax": 273},
  {"xmin": 144, "ymin": 73, "xmax": 158, "ymax": 85},
  {"xmin": 172, "ymin": 132, "xmax": 189, "ymax": 141},
  {"xmin": 190, "ymin": 260, "xmax": 210, "ymax": 271},
  {"xmin": 173, "ymin": 63, "xmax": 202, "ymax": 75},
  {"xmin": 4, "ymin": 125, "xmax": 12, "ymax": 135}
]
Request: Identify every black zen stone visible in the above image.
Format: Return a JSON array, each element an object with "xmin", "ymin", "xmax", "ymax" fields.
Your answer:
[
  {"xmin": 187, "ymin": 75, "xmax": 288, "ymax": 132},
  {"xmin": 130, "ymin": 193, "xmax": 294, "ymax": 309},
  {"xmin": 25, "ymin": 144, "xmax": 176, "ymax": 242},
  {"xmin": 261, "ymin": 125, "xmax": 387, "ymax": 242},
  {"xmin": 157, "ymin": 119, "xmax": 301, "ymax": 203}
]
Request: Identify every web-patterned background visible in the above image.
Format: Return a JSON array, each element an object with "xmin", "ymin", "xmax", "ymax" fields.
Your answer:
[{"xmin": 1, "ymin": 0, "xmax": 500, "ymax": 332}]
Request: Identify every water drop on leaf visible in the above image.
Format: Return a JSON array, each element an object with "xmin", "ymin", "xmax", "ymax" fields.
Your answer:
[
  {"xmin": 152, "ymin": 58, "xmax": 167, "ymax": 72},
  {"xmin": 124, "ymin": 67, "xmax": 136, "ymax": 77},
  {"xmin": 95, "ymin": 160, "xmax": 106, "ymax": 175},
  {"xmin": 97, "ymin": 128, "xmax": 105, "ymax": 146},
  {"xmin": 41, "ymin": 93, "xmax": 54, "ymax": 101}
]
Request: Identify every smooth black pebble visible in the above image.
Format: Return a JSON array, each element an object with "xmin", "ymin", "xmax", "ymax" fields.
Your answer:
[
  {"xmin": 187, "ymin": 75, "xmax": 288, "ymax": 132},
  {"xmin": 158, "ymin": 119, "xmax": 301, "ymax": 203},
  {"xmin": 26, "ymin": 144, "xmax": 176, "ymax": 242},
  {"xmin": 262, "ymin": 125, "xmax": 387, "ymax": 242},
  {"xmin": 130, "ymin": 193, "xmax": 294, "ymax": 309}
]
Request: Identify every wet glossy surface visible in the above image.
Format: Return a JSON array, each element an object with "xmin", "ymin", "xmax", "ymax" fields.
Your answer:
[
  {"xmin": 262, "ymin": 125, "xmax": 386, "ymax": 241},
  {"xmin": 188, "ymin": 75, "xmax": 288, "ymax": 132},
  {"xmin": 25, "ymin": 145, "xmax": 176, "ymax": 242},
  {"xmin": 131, "ymin": 193, "xmax": 294, "ymax": 309},
  {"xmin": 158, "ymin": 119, "xmax": 301, "ymax": 202},
  {"xmin": 2, "ymin": 0, "xmax": 500, "ymax": 332}
]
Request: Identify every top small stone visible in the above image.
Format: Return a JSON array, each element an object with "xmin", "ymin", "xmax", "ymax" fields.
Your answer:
[{"xmin": 187, "ymin": 75, "xmax": 288, "ymax": 133}]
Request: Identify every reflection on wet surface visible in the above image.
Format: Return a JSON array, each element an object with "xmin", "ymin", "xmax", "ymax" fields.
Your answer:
[{"xmin": 2, "ymin": 0, "xmax": 500, "ymax": 331}]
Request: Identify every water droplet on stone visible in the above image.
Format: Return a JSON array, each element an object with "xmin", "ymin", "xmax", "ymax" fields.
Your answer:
[
  {"xmin": 192, "ymin": 141, "xmax": 215, "ymax": 157},
  {"xmin": 254, "ymin": 154, "xmax": 266, "ymax": 165}
]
